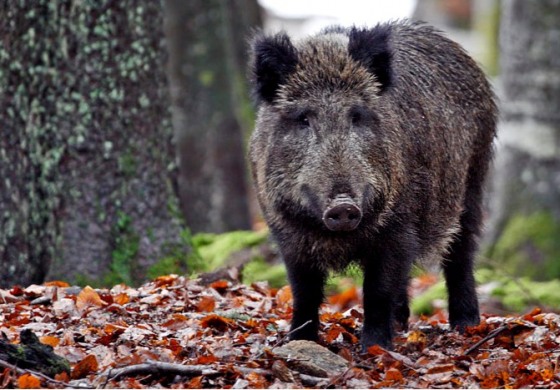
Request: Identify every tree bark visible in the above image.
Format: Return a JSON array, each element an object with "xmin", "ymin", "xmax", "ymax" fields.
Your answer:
[
  {"xmin": 486, "ymin": 0, "xmax": 560, "ymax": 279},
  {"xmin": 0, "ymin": 1, "xmax": 184, "ymax": 287},
  {"xmin": 164, "ymin": 0, "xmax": 257, "ymax": 234}
]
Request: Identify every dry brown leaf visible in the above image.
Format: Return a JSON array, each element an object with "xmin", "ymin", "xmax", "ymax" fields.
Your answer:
[
  {"xmin": 200, "ymin": 314, "xmax": 234, "ymax": 332},
  {"xmin": 71, "ymin": 354, "xmax": 99, "ymax": 379},
  {"xmin": 39, "ymin": 335, "xmax": 60, "ymax": 347},
  {"xmin": 44, "ymin": 280, "xmax": 70, "ymax": 287},
  {"xmin": 275, "ymin": 285, "xmax": 292, "ymax": 307},
  {"xmin": 76, "ymin": 286, "xmax": 106, "ymax": 311},
  {"xmin": 186, "ymin": 376, "xmax": 203, "ymax": 389},
  {"xmin": 54, "ymin": 372, "xmax": 70, "ymax": 383},
  {"xmin": 328, "ymin": 286, "xmax": 359, "ymax": 309},
  {"xmin": 17, "ymin": 374, "xmax": 41, "ymax": 389},
  {"xmin": 113, "ymin": 292, "xmax": 130, "ymax": 305},
  {"xmin": 210, "ymin": 280, "xmax": 229, "ymax": 292},
  {"xmin": 246, "ymin": 371, "xmax": 268, "ymax": 388},
  {"xmin": 197, "ymin": 296, "xmax": 216, "ymax": 312},
  {"xmin": 384, "ymin": 368, "xmax": 404, "ymax": 383}
]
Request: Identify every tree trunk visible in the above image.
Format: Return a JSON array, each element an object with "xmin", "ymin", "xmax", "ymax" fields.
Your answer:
[
  {"xmin": 486, "ymin": 0, "xmax": 560, "ymax": 279},
  {"xmin": 164, "ymin": 0, "xmax": 257, "ymax": 234},
  {"xmin": 0, "ymin": 1, "xmax": 184, "ymax": 287}
]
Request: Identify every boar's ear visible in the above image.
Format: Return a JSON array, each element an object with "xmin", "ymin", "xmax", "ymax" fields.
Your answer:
[
  {"xmin": 250, "ymin": 32, "xmax": 298, "ymax": 104},
  {"xmin": 348, "ymin": 25, "xmax": 393, "ymax": 94}
]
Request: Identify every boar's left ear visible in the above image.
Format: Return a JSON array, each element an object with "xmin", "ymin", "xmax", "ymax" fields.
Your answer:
[
  {"xmin": 250, "ymin": 32, "xmax": 298, "ymax": 104},
  {"xmin": 348, "ymin": 25, "xmax": 393, "ymax": 94}
]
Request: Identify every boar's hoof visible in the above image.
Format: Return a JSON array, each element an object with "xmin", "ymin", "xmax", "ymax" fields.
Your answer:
[{"xmin": 323, "ymin": 200, "xmax": 362, "ymax": 232}]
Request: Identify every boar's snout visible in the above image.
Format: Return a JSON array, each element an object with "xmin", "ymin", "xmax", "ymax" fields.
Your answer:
[{"xmin": 322, "ymin": 195, "xmax": 362, "ymax": 232}]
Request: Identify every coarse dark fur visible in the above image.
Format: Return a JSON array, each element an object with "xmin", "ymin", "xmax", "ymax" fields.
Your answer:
[{"xmin": 248, "ymin": 20, "xmax": 497, "ymax": 350}]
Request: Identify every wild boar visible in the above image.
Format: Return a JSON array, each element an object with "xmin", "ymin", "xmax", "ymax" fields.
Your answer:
[{"xmin": 248, "ymin": 21, "xmax": 497, "ymax": 350}]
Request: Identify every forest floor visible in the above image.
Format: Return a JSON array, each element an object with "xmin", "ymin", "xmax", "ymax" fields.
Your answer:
[{"xmin": 1, "ymin": 274, "xmax": 560, "ymax": 389}]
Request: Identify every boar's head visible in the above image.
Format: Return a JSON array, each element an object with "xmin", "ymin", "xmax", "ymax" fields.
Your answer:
[{"xmin": 249, "ymin": 27, "xmax": 404, "ymax": 234}]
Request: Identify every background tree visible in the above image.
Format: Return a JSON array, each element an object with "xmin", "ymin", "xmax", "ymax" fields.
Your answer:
[
  {"xmin": 486, "ymin": 0, "xmax": 560, "ymax": 278},
  {"xmin": 164, "ymin": 0, "xmax": 261, "ymax": 234},
  {"xmin": 0, "ymin": 1, "xmax": 184, "ymax": 287}
]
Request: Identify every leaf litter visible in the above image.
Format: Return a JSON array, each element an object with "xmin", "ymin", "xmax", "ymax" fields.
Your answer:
[{"xmin": 1, "ymin": 275, "xmax": 560, "ymax": 388}]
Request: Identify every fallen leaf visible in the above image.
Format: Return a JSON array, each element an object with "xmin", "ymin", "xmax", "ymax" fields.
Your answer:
[
  {"xmin": 113, "ymin": 292, "xmax": 130, "ymax": 305},
  {"xmin": 17, "ymin": 374, "xmax": 41, "ymax": 389},
  {"xmin": 275, "ymin": 285, "xmax": 292, "ymax": 308},
  {"xmin": 385, "ymin": 367, "xmax": 404, "ymax": 383},
  {"xmin": 44, "ymin": 280, "xmax": 70, "ymax": 288},
  {"xmin": 328, "ymin": 286, "xmax": 359, "ymax": 309},
  {"xmin": 39, "ymin": 335, "xmax": 60, "ymax": 347},
  {"xmin": 210, "ymin": 280, "xmax": 229, "ymax": 293},
  {"xmin": 186, "ymin": 376, "xmax": 203, "ymax": 389},
  {"xmin": 71, "ymin": 355, "xmax": 99, "ymax": 379},
  {"xmin": 76, "ymin": 286, "xmax": 106, "ymax": 311},
  {"xmin": 197, "ymin": 296, "xmax": 216, "ymax": 312},
  {"xmin": 200, "ymin": 314, "xmax": 234, "ymax": 332}
]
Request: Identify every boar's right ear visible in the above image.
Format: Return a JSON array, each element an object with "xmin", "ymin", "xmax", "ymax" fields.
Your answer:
[
  {"xmin": 250, "ymin": 32, "xmax": 298, "ymax": 104},
  {"xmin": 348, "ymin": 25, "xmax": 393, "ymax": 94}
]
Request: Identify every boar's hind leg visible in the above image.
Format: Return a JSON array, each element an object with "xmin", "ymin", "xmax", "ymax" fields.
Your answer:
[
  {"xmin": 443, "ymin": 172, "xmax": 483, "ymax": 331},
  {"xmin": 286, "ymin": 262, "xmax": 327, "ymax": 342}
]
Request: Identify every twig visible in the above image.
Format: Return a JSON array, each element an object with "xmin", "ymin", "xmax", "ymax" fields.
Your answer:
[
  {"xmin": 0, "ymin": 359, "xmax": 91, "ymax": 389},
  {"xmin": 299, "ymin": 373, "xmax": 330, "ymax": 386},
  {"xmin": 463, "ymin": 324, "xmax": 509, "ymax": 355},
  {"xmin": 105, "ymin": 360, "xmax": 219, "ymax": 381}
]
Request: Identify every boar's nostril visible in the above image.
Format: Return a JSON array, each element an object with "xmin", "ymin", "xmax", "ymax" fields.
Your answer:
[{"xmin": 323, "ymin": 202, "xmax": 362, "ymax": 231}]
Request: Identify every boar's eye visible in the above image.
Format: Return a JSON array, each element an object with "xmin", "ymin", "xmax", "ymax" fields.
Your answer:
[
  {"xmin": 349, "ymin": 106, "xmax": 369, "ymax": 126},
  {"xmin": 286, "ymin": 108, "xmax": 312, "ymax": 129},
  {"xmin": 296, "ymin": 112, "xmax": 310, "ymax": 127},
  {"xmin": 351, "ymin": 111, "xmax": 362, "ymax": 126}
]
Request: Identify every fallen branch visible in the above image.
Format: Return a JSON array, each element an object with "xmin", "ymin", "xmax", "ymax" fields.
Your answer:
[
  {"xmin": 463, "ymin": 324, "xmax": 514, "ymax": 355},
  {"xmin": 105, "ymin": 360, "xmax": 219, "ymax": 381}
]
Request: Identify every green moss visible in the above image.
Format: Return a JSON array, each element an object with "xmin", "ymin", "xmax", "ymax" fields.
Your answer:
[
  {"xmin": 242, "ymin": 257, "xmax": 287, "ymax": 288},
  {"xmin": 410, "ymin": 280, "xmax": 447, "ymax": 316},
  {"xmin": 191, "ymin": 230, "xmax": 268, "ymax": 272},
  {"xmin": 103, "ymin": 211, "xmax": 140, "ymax": 286},
  {"xmin": 489, "ymin": 212, "xmax": 560, "ymax": 280},
  {"xmin": 325, "ymin": 264, "xmax": 363, "ymax": 295}
]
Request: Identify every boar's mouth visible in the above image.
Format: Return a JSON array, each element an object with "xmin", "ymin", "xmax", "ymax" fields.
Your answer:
[{"xmin": 322, "ymin": 195, "xmax": 362, "ymax": 231}]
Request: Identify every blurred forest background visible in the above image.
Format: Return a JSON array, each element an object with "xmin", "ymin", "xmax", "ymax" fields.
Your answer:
[{"xmin": 1, "ymin": 0, "xmax": 559, "ymax": 314}]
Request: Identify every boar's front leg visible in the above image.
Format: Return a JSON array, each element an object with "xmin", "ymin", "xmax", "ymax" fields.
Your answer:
[
  {"xmin": 361, "ymin": 229, "xmax": 416, "ymax": 351},
  {"xmin": 285, "ymin": 259, "xmax": 327, "ymax": 342}
]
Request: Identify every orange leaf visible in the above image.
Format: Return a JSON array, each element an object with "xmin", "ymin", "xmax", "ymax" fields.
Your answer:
[
  {"xmin": 325, "ymin": 326, "xmax": 342, "ymax": 343},
  {"xmin": 247, "ymin": 372, "xmax": 268, "ymax": 388},
  {"xmin": 54, "ymin": 372, "xmax": 69, "ymax": 383},
  {"xmin": 39, "ymin": 335, "xmax": 60, "ymax": 347},
  {"xmin": 328, "ymin": 286, "xmax": 359, "ymax": 309},
  {"xmin": 113, "ymin": 292, "xmax": 130, "ymax": 305},
  {"xmin": 186, "ymin": 376, "xmax": 203, "ymax": 389},
  {"xmin": 17, "ymin": 374, "xmax": 41, "ymax": 389},
  {"xmin": 275, "ymin": 286, "xmax": 292, "ymax": 307},
  {"xmin": 385, "ymin": 368, "xmax": 404, "ymax": 383},
  {"xmin": 197, "ymin": 296, "xmax": 216, "ymax": 312},
  {"xmin": 154, "ymin": 274, "xmax": 177, "ymax": 287},
  {"xmin": 367, "ymin": 344, "xmax": 385, "ymax": 356},
  {"xmin": 200, "ymin": 314, "xmax": 233, "ymax": 332},
  {"xmin": 44, "ymin": 280, "xmax": 70, "ymax": 288},
  {"xmin": 210, "ymin": 280, "xmax": 229, "ymax": 292},
  {"xmin": 196, "ymin": 354, "xmax": 218, "ymax": 364},
  {"xmin": 76, "ymin": 286, "xmax": 106, "ymax": 311},
  {"xmin": 71, "ymin": 355, "xmax": 99, "ymax": 379}
]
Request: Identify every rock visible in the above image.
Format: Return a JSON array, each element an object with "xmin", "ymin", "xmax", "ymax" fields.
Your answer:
[{"xmin": 273, "ymin": 340, "xmax": 349, "ymax": 377}]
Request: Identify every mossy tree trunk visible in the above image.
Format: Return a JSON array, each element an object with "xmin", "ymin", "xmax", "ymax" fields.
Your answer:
[
  {"xmin": 164, "ymin": 0, "xmax": 260, "ymax": 234},
  {"xmin": 486, "ymin": 0, "xmax": 560, "ymax": 279},
  {"xmin": 0, "ymin": 1, "xmax": 184, "ymax": 287}
]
